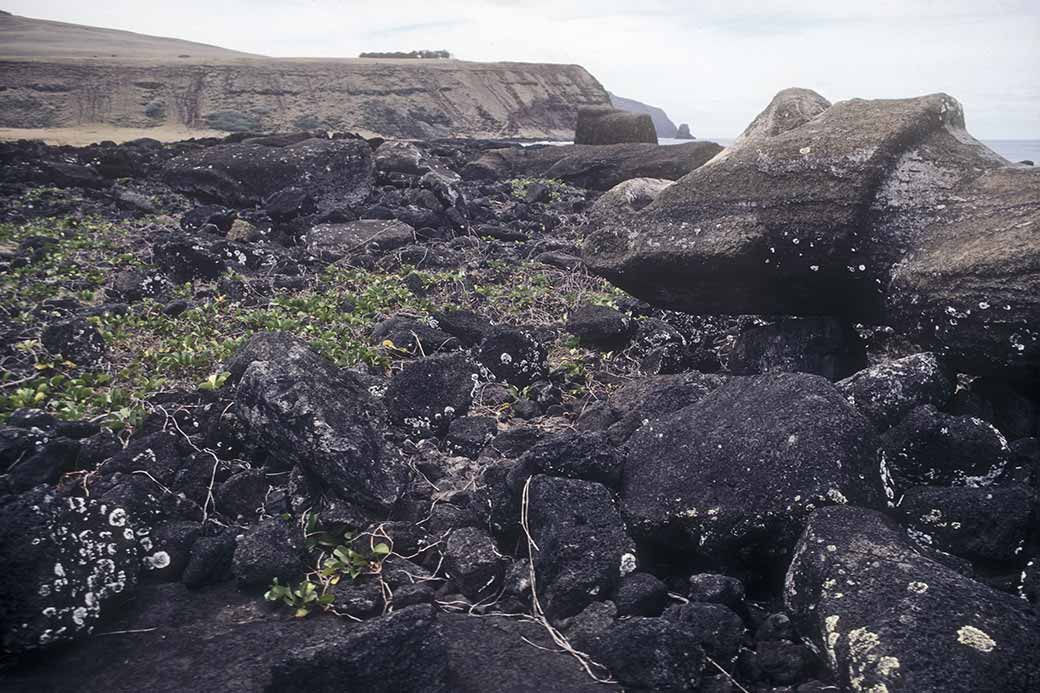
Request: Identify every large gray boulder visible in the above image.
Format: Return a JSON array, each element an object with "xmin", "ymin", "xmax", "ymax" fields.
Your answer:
[
  {"xmin": 163, "ymin": 137, "xmax": 372, "ymax": 211},
  {"xmin": 574, "ymin": 107, "xmax": 658, "ymax": 145},
  {"xmin": 586, "ymin": 178, "xmax": 674, "ymax": 228},
  {"xmin": 584, "ymin": 89, "xmax": 1038, "ymax": 375},
  {"xmin": 734, "ymin": 87, "xmax": 831, "ymax": 144},
  {"xmin": 785, "ymin": 505, "xmax": 1040, "ymax": 692},
  {"xmin": 621, "ymin": 373, "xmax": 886, "ymax": 566},
  {"xmin": 461, "ymin": 141, "xmax": 722, "ymax": 191},
  {"xmin": 885, "ymin": 165, "xmax": 1040, "ymax": 375}
]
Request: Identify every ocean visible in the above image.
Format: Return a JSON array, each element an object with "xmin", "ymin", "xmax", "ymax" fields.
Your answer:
[{"xmin": 659, "ymin": 137, "xmax": 1039, "ymax": 164}]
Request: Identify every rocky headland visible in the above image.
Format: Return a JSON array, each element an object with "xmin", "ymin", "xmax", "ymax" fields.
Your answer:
[{"xmin": 0, "ymin": 12, "xmax": 612, "ymax": 141}]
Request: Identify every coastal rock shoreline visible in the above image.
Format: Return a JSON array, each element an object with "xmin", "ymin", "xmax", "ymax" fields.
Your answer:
[{"xmin": 0, "ymin": 88, "xmax": 1037, "ymax": 692}]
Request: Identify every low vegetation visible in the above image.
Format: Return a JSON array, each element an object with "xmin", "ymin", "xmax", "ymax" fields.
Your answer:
[{"xmin": 0, "ymin": 208, "xmax": 623, "ymax": 431}]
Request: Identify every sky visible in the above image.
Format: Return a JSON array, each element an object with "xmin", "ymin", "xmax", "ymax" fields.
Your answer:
[{"xmin": 7, "ymin": 0, "xmax": 1040, "ymax": 138}]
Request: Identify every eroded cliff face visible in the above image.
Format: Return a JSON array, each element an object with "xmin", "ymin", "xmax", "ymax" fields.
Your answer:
[{"xmin": 0, "ymin": 58, "xmax": 611, "ymax": 139}]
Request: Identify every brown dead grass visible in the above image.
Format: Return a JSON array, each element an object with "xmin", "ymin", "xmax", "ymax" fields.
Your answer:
[{"xmin": 0, "ymin": 124, "xmax": 227, "ymax": 146}]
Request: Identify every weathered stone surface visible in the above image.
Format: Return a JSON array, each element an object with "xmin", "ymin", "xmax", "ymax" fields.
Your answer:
[
  {"xmin": 374, "ymin": 140, "xmax": 429, "ymax": 175},
  {"xmin": 231, "ymin": 517, "xmax": 306, "ymax": 588},
  {"xmin": 584, "ymin": 90, "xmax": 1038, "ymax": 375},
  {"xmin": 596, "ymin": 371, "xmax": 729, "ymax": 443},
  {"xmin": 2, "ymin": 583, "xmax": 350, "ymax": 692},
  {"xmin": 574, "ymin": 107, "xmax": 658, "ymax": 145},
  {"xmin": 898, "ymin": 484, "xmax": 1034, "ymax": 563},
  {"xmin": 586, "ymin": 617, "xmax": 705, "ymax": 691},
  {"xmin": 622, "ymin": 373, "xmax": 885, "ymax": 565},
  {"xmin": 886, "ymin": 166, "xmax": 1040, "ymax": 375},
  {"xmin": 233, "ymin": 333, "xmax": 403, "ymax": 512},
  {"xmin": 0, "ymin": 488, "xmax": 146, "ymax": 655},
  {"xmin": 837, "ymin": 352, "xmax": 955, "ymax": 431},
  {"xmin": 269, "ymin": 606, "xmax": 448, "ymax": 693},
  {"xmin": 687, "ymin": 574, "xmax": 746, "ymax": 608},
  {"xmin": 384, "ymin": 352, "xmax": 480, "ymax": 436},
  {"xmin": 462, "ymin": 141, "xmax": 723, "ymax": 191},
  {"xmin": 304, "ymin": 219, "xmax": 415, "ymax": 259},
  {"xmin": 40, "ymin": 318, "xmax": 106, "ymax": 367},
  {"xmin": 476, "ymin": 327, "xmax": 547, "ymax": 387},
  {"xmin": 444, "ymin": 526, "xmax": 509, "ymax": 601},
  {"xmin": 785, "ymin": 505, "xmax": 1040, "ymax": 692},
  {"xmin": 614, "ymin": 572, "xmax": 668, "ymax": 616},
  {"xmin": 514, "ymin": 431, "xmax": 624, "ymax": 488},
  {"xmin": 441, "ymin": 613, "xmax": 617, "ymax": 692},
  {"xmin": 734, "ymin": 87, "xmax": 831, "ymax": 144},
  {"xmin": 586, "ymin": 177, "xmax": 673, "ymax": 229},
  {"xmin": 370, "ymin": 315, "xmax": 459, "ymax": 355},
  {"xmin": 565, "ymin": 304, "xmax": 633, "ymax": 350},
  {"xmin": 445, "ymin": 415, "xmax": 498, "ymax": 458},
  {"xmin": 163, "ymin": 138, "xmax": 373, "ymax": 211},
  {"xmin": 881, "ymin": 404, "xmax": 1011, "ymax": 489},
  {"xmin": 664, "ymin": 602, "xmax": 746, "ymax": 662},
  {"xmin": 527, "ymin": 474, "xmax": 634, "ymax": 619}
]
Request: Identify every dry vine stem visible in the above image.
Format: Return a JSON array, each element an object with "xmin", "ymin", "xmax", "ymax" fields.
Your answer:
[
  {"xmin": 519, "ymin": 475, "xmax": 615, "ymax": 684},
  {"xmin": 706, "ymin": 655, "xmax": 752, "ymax": 693}
]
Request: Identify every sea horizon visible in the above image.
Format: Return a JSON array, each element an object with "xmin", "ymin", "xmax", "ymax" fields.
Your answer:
[{"xmin": 672, "ymin": 137, "xmax": 1039, "ymax": 164}]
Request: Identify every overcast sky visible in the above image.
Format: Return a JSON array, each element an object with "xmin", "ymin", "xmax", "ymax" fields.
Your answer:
[{"xmin": 8, "ymin": 0, "xmax": 1040, "ymax": 138}]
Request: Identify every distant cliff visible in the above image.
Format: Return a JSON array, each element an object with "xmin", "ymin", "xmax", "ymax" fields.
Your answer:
[
  {"xmin": 608, "ymin": 93, "xmax": 677, "ymax": 138},
  {"xmin": 0, "ymin": 13, "xmax": 611, "ymax": 139},
  {"xmin": 0, "ymin": 58, "xmax": 611, "ymax": 139}
]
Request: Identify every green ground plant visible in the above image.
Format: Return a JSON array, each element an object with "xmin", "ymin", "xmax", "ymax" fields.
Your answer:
[{"xmin": 1, "ymin": 210, "xmax": 626, "ymax": 430}]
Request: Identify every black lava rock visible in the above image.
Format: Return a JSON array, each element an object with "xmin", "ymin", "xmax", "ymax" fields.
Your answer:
[
  {"xmin": 688, "ymin": 574, "xmax": 746, "ymax": 609},
  {"xmin": 233, "ymin": 334, "xmax": 403, "ymax": 512},
  {"xmin": 0, "ymin": 488, "xmax": 145, "ymax": 654},
  {"xmin": 881, "ymin": 404, "xmax": 1011, "ymax": 489},
  {"xmin": 384, "ymin": 353, "xmax": 480, "ymax": 436},
  {"xmin": 589, "ymin": 617, "xmax": 705, "ymax": 692},
  {"xmin": 664, "ymin": 602, "xmax": 746, "ymax": 661},
  {"xmin": 898, "ymin": 484, "xmax": 1034, "ymax": 562},
  {"xmin": 180, "ymin": 204, "xmax": 236, "ymax": 232},
  {"xmin": 837, "ymin": 352, "xmax": 955, "ymax": 431},
  {"xmin": 727, "ymin": 317, "xmax": 866, "ymax": 380},
  {"xmin": 215, "ymin": 469, "xmax": 270, "ymax": 520},
  {"xmin": 268, "ymin": 605, "xmax": 449, "ymax": 693},
  {"xmin": 371, "ymin": 315, "xmax": 459, "ymax": 355},
  {"xmin": 622, "ymin": 373, "xmax": 885, "ymax": 568},
  {"xmin": 476, "ymin": 327, "xmax": 548, "ymax": 387},
  {"xmin": 785, "ymin": 505, "xmax": 1040, "ymax": 692},
  {"xmin": 152, "ymin": 238, "xmax": 227, "ymax": 283},
  {"xmin": 514, "ymin": 431, "xmax": 624, "ymax": 488},
  {"xmin": 527, "ymin": 474, "xmax": 633, "ymax": 619},
  {"xmin": 614, "ymin": 572, "xmax": 669, "ymax": 616},
  {"xmin": 565, "ymin": 304, "xmax": 633, "ymax": 350},
  {"xmin": 41, "ymin": 318, "xmax": 106, "ymax": 367},
  {"xmin": 231, "ymin": 517, "xmax": 306, "ymax": 588},
  {"xmin": 446, "ymin": 416, "xmax": 498, "ymax": 458},
  {"xmin": 444, "ymin": 526, "xmax": 510, "ymax": 601}
]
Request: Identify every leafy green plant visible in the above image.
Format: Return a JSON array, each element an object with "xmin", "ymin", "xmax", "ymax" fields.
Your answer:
[
  {"xmin": 508, "ymin": 177, "xmax": 566, "ymax": 202},
  {"xmin": 198, "ymin": 371, "xmax": 231, "ymax": 391},
  {"xmin": 264, "ymin": 578, "xmax": 334, "ymax": 617},
  {"xmin": 320, "ymin": 542, "xmax": 390, "ymax": 582},
  {"xmin": 265, "ymin": 515, "xmax": 392, "ymax": 617}
]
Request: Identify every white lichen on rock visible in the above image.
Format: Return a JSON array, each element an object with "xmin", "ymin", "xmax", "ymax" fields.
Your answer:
[{"xmin": 956, "ymin": 625, "xmax": 996, "ymax": 652}]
